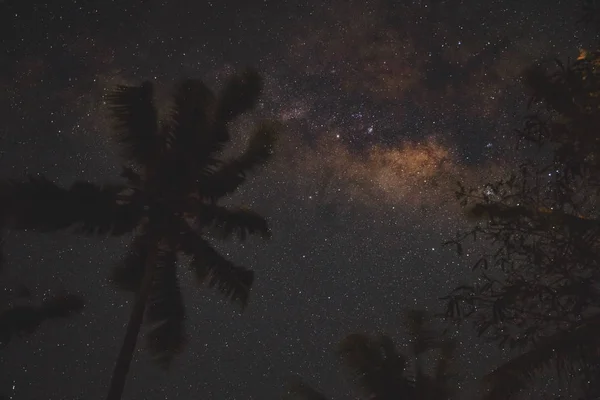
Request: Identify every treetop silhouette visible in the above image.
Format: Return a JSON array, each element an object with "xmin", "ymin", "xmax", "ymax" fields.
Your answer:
[
  {"xmin": 0, "ymin": 67, "xmax": 280, "ymax": 400},
  {"xmin": 443, "ymin": 50, "xmax": 600, "ymax": 399},
  {"xmin": 286, "ymin": 310, "xmax": 459, "ymax": 400},
  {"xmin": 0, "ymin": 287, "xmax": 85, "ymax": 348}
]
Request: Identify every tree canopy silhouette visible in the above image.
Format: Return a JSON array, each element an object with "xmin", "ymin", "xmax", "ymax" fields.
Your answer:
[
  {"xmin": 0, "ymin": 68, "xmax": 279, "ymax": 400},
  {"xmin": 443, "ymin": 50, "xmax": 600, "ymax": 399},
  {"xmin": 285, "ymin": 310, "xmax": 459, "ymax": 400}
]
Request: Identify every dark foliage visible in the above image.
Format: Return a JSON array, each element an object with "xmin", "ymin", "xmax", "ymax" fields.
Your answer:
[
  {"xmin": 0, "ymin": 177, "xmax": 140, "ymax": 235},
  {"xmin": 102, "ymin": 68, "xmax": 275, "ymax": 372},
  {"xmin": 145, "ymin": 247, "xmax": 186, "ymax": 366},
  {"xmin": 168, "ymin": 79, "xmax": 221, "ymax": 165},
  {"xmin": 285, "ymin": 311, "xmax": 459, "ymax": 400},
  {"xmin": 216, "ymin": 68, "xmax": 263, "ymax": 122},
  {"xmin": 105, "ymin": 81, "xmax": 162, "ymax": 166},
  {"xmin": 103, "ymin": 70, "xmax": 276, "ymax": 374},
  {"xmin": 196, "ymin": 120, "xmax": 279, "ymax": 201},
  {"xmin": 110, "ymin": 233, "xmax": 149, "ymax": 292},
  {"xmin": 194, "ymin": 204, "xmax": 271, "ymax": 241},
  {"xmin": 179, "ymin": 227, "xmax": 255, "ymax": 306},
  {"xmin": 443, "ymin": 50, "xmax": 600, "ymax": 398},
  {"xmin": 0, "ymin": 68, "xmax": 278, "ymax": 400},
  {"xmin": 0, "ymin": 290, "xmax": 84, "ymax": 347}
]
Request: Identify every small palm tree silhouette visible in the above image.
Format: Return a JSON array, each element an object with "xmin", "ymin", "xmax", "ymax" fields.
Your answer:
[{"xmin": 0, "ymin": 68, "xmax": 279, "ymax": 400}]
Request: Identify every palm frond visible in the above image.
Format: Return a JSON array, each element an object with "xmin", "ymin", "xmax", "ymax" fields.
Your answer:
[
  {"xmin": 338, "ymin": 333, "xmax": 414, "ymax": 399},
  {"xmin": 434, "ymin": 339, "xmax": 457, "ymax": 384},
  {"xmin": 379, "ymin": 334, "xmax": 408, "ymax": 375},
  {"xmin": 404, "ymin": 309, "xmax": 438, "ymax": 356},
  {"xmin": 68, "ymin": 181, "xmax": 143, "ymax": 235},
  {"xmin": 0, "ymin": 176, "xmax": 74, "ymax": 231},
  {"xmin": 337, "ymin": 333, "xmax": 388, "ymax": 395},
  {"xmin": 120, "ymin": 166, "xmax": 143, "ymax": 188},
  {"xmin": 168, "ymin": 79, "xmax": 227, "ymax": 166},
  {"xmin": 216, "ymin": 68, "xmax": 263, "ymax": 123},
  {"xmin": 145, "ymin": 247, "xmax": 186, "ymax": 367},
  {"xmin": 105, "ymin": 81, "xmax": 161, "ymax": 166},
  {"xmin": 338, "ymin": 333, "xmax": 380, "ymax": 368},
  {"xmin": 0, "ymin": 292, "xmax": 84, "ymax": 347},
  {"xmin": 110, "ymin": 234, "xmax": 150, "ymax": 292},
  {"xmin": 198, "ymin": 120, "xmax": 279, "ymax": 200},
  {"xmin": 179, "ymin": 229, "xmax": 253, "ymax": 307},
  {"xmin": 483, "ymin": 314, "xmax": 600, "ymax": 400},
  {"xmin": 194, "ymin": 204, "xmax": 271, "ymax": 240},
  {"xmin": 0, "ymin": 176, "xmax": 140, "ymax": 235},
  {"xmin": 40, "ymin": 293, "xmax": 86, "ymax": 318}
]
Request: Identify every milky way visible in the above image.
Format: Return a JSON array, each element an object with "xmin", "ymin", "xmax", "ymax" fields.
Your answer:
[{"xmin": 1, "ymin": 0, "xmax": 597, "ymax": 399}]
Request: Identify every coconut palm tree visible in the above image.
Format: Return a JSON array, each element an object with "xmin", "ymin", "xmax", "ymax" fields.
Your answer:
[
  {"xmin": 0, "ymin": 68, "xmax": 279, "ymax": 400},
  {"xmin": 285, "ymin": 310, "xmax": 458, "ymax": 400}
]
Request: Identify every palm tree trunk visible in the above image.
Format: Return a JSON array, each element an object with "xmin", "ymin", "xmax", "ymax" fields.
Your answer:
[{"xmin": 106, "ymin": 244, "xmax": 158, "ymax": 400}]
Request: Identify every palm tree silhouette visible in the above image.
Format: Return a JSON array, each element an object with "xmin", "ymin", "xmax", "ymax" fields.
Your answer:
[
  {"xmin": 286, "ymin": 310, "xmax": 458, "ymax": 400},
  {"xmin": 0, "ymin": 68, "xmax": 279, "ymax": 400},
  {"xmin": 0, "ymin": 286, "xmax": 85, "ymax": 400},
  {"xmin": 0, "ymin": 286, "xmax": 85, "ymax": 347}
]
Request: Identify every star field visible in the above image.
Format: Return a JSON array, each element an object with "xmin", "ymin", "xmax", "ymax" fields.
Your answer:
[{"xmin": 0, "ymin": 0, "xmax": 597, "ymax": 399}]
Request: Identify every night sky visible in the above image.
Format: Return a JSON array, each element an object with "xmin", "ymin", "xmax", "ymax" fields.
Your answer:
[{"xmin": 1, "ymin": 0, "xmax": 597, "ymax": 399}]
